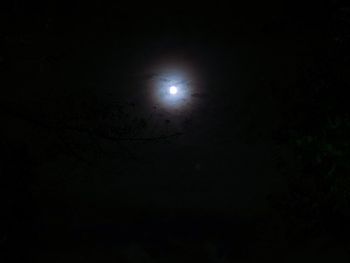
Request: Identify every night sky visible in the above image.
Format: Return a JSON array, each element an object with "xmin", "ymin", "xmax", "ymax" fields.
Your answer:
[{"xmin": 1, "ymin": 1, "xmax": 350, "ymax": 262}]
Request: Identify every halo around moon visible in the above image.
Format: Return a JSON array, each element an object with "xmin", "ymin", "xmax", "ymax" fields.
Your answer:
[{"xmin": 143, "ymin": 55, "xmax": 201, "ymax": 112}]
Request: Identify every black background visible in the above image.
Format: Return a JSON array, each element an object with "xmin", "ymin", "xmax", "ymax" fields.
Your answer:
[{"xmin": 1, "ymin": 1, "xmax": 350, "ymax": 262}]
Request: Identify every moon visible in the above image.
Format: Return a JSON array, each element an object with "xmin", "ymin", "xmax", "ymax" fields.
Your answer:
[
  {"xmin": 141, "ymin": 54, "xmax": 203, "ymax": 111},
  {"xmin": 169, "ymin": 86, "xmax": 178, "ymax": 95}
]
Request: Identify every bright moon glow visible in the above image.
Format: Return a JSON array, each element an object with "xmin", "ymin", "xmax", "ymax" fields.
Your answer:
[
  {"xmin": 169, "ymin": 86, "xmax": 178, "ymax": 95},
  {"xmin": 145, "ymin": 57, "xmax": 202, "ymax": 110}
]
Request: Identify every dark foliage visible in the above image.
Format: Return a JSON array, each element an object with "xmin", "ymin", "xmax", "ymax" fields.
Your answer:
[{"xmin": 269, "ymin": 2, "xmax": 350, "ymax": 241}]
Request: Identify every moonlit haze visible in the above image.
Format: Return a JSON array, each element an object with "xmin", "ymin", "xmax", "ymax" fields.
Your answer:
[{"xmin": 141, "ymin": 54, "xmax": 203, "ymax": 112}]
